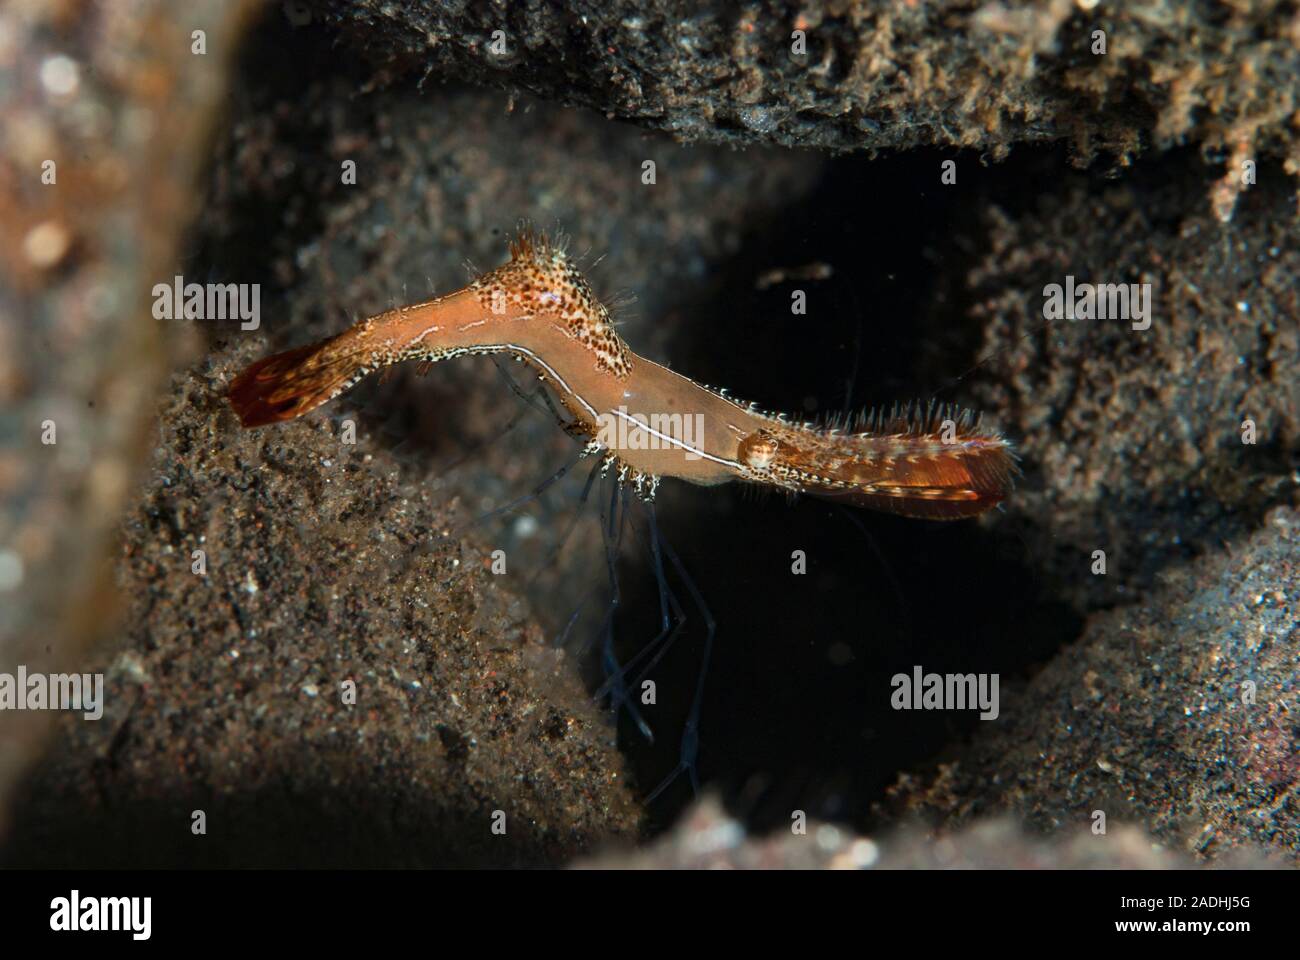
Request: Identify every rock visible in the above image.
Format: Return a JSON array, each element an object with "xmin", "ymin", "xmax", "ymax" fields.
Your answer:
[
  {"xmin": 886, "ymin": 507, "xmax": 1300, "ymax": 864},
  {"xmin": 2, "ymin": 349, "xmax": 640, "ymax": 867}
]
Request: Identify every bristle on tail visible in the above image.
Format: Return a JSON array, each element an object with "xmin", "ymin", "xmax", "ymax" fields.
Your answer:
[
  {"xmin": 761, "ymin": 401, "xmax": 1018, "ymax": 520},
  {"xmin": 818, "ymin": 442, "xmax": 1015, "ymax": 519}
]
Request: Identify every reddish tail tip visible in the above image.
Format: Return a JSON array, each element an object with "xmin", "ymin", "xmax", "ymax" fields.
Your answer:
[{"xmin": 227, "ymin": 344, "xmax": 336, "ymax": 428}]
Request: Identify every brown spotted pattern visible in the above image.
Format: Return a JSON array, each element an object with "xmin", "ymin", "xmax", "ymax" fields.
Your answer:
[{"xmin": 468, "ymin": 229, "xmax": 632, "ymax": 378}]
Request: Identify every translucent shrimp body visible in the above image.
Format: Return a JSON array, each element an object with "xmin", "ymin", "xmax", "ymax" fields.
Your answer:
[{"xmin": 228, "ymin": 230, "xmax": 1015, "ymax": 519}]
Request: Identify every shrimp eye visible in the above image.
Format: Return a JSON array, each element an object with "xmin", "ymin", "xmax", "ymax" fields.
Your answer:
[{"xmin": 739, "ymin": 431, "xmax": 779, "ymax": 470}]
